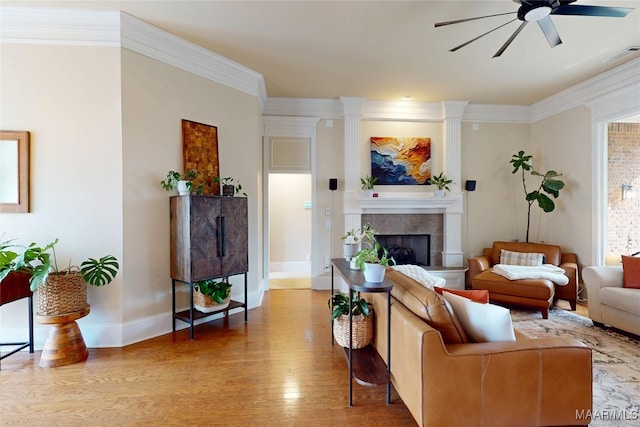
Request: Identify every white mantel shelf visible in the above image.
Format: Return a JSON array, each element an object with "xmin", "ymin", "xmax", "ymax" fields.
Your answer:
[{"xmin": 357, "ymin": 192, "xmax": 463, "ymax": 214}]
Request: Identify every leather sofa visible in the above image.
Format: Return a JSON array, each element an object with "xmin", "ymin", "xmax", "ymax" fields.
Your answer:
[
  {"xmin": 468, "ymin": 241, "xmax": 579, "ymax": 319},
  {"xmin": 583, "ymin": 265, "xmax": 640, "ymax": 336},
  {"xmin": 368, "ymin": 269, "xmax": 592, "ymax": 427}
]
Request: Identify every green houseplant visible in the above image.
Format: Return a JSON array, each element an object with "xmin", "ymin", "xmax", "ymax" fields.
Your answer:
[
  {"xmin": 429, "ymin": 172, "xmax": 454, "ymax": 197},
  {"xmin": 341, "ymin": 223, "xmax": 376, "ymax": 261},
  {"xmin": 0, "ymin": 238, "xmax": 119, "ymax": 315},
  {"xmin": 361, "ymin": 175, "xmax": 377, "ymax": 197},
  {"xmin": 161, "ymin": 170, "xmax": 203, "ymax": 195},
  {"xmin": 328, "ymin": 291, "xmax": 373, "ymax": 349},
  {"xmin": 193, "ymin": 279, "xmax": 232, "ymax": 312},
  {"xmin": 354, "ymin": 228, "xmax": 395, "ymax": 282},
  {"xmin": 510, "ymin": 150, "xmax": 565, "ymax": 243},
  {"xmin": 214, "ymin": 176, "xmax": 247, "ymax": 197}
]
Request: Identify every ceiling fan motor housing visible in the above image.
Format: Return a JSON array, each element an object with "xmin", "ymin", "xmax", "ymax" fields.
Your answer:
[{"xmin": 518, "ymin": 0, "xmax": 563, "ymax": 21}]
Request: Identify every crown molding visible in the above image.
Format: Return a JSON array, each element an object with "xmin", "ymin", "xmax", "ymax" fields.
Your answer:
[
  {"xmin": 263, "ymin": 97, "xmax": 343, "ymax": 118},
  {"xmin": 0, "ymin": 6, "xmax": 120, "ymax": 45},
  {"xmin": 363, "ymin": 100, "xmax": 442, "ymax": 121},
  {"xmin": 0, "ymin": 7, "xmax": 267, "ymax": 110},
  {"xmin": 530, "ymin": 57, "xmax": 640, "ymax": 123}
]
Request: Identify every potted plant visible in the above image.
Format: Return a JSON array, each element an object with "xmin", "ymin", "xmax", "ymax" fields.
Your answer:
[
  {"xmin": 341, "ymin": 223, "xmax": 376, "ymax": 262},
  {"xmin": 0, "ymin": 238, "xmax": 119, "ymax": 316},
  {"xmin": 355, "ymin": 242, "xmax": 395, "ymax": 283},
  {"xmin": 328, "ymin": 291, "xmax": 373, "ymax": 349},
  {"xmin": 361, "ymin": 175, "xmax": 377, "ymax": 197},
  {"xmin": 193, "ymin": 278, "xmax": 232, "ymax": 312},
  {"xmin": 214, "ymin": 176, "xmax": 247, "ymax": 197},
  {"xmin": 161, "ymin": 170, "xmax": 203, "ymax": 196},
  {"xmin": 510, "ymin": 150, "xmax": 565, "ymax": 243},
  {"xmin": 429, "ymin": 172, "xmax": 454, "ymax": 197}
]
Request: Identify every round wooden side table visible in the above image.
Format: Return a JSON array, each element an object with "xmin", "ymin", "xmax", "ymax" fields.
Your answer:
[{"xmin": 36, "ymin": 305, "xmax": 90, "ymax": 368}]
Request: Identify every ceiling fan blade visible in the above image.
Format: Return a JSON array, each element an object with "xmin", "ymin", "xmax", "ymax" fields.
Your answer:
[
  {"xmin": 493, "ymin": 21, "xmax": 528, "ymax": 58},
  {"xmin": 537, "ymin": 15, "xmax": 562, "ymax": 47},
  {"xmin": 449, "ymin": 18, "xmax": 518, "ymax": 52},
  {"xmin": 553, "ymin": 4, "xmax": 633, "ymax": 17},
  {"xmin": 435, "ymin": 11, "xmax": 515, "ymax": 27}
]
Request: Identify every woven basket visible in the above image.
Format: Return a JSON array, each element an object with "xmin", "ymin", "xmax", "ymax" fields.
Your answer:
[
  {"xmin": 333, "ymin": 311, "xmax": 374, "ymax": 349},
  {"xmin": 38, "ymin": 272, "xmax": 88, "ymax": 316},
  {"xmin": 193, "ymin": 290, "xmax": 231, "ymax": 313}
]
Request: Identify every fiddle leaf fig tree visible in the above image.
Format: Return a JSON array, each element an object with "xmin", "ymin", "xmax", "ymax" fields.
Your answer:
[{"xmin": 510, "ymin": 150, "xmax": 565, "ymax": 243}]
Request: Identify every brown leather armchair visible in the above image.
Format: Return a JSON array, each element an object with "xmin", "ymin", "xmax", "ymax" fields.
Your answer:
[{"xmin": 468, "ymin": 241, "xmax": 579, "ymax": 318}]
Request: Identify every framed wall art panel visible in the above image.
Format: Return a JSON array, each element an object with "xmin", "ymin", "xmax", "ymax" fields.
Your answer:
[
  {"xmin": 182, "ymin": 119, "xmax": 220, "ymax": 195},
  {"xmin": 370, "ymin": 137, "xmax": 431, "ymax": 185}
]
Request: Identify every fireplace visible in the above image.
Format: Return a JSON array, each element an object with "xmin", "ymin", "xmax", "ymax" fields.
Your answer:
[
  {"xmin": 362, "ymin": 213, "xmax": 443, "ymax": 266},
  {"xmin": 375, "ymin": 234, "xmax": 430, "ymax": 266}
]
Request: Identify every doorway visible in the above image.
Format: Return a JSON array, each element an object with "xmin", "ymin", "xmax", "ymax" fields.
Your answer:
[{"xmin": 268, "ymin": 173, "xmax": 312, "ymax": 289}]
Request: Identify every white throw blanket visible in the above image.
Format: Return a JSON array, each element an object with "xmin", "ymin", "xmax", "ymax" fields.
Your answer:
[
  {"xmin": 492, "ymin": 264, "xmax": 569, "ymax": 286},
  {"xmin": 391, "ymin": 264, "xmax": 446, "ymax": 288}
]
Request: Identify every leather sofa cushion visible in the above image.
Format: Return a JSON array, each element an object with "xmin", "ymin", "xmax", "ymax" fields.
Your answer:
[
  {"xmin": 386, "ymin": 269, "xmax": 469, "ymax": 344},
  {"xmin": 473, "ymin": 270, "xmax": 554, "ymax": 300},
  {"xmin": 490, "ymin": 241, "xmax": 561, "ymax": 266}
]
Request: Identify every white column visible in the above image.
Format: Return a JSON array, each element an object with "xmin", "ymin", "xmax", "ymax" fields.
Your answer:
[
  {"xmin": 340, "ymin": 97, "xmax": 367, "ymax": 236},
  {"xmin": 440, "ymin": 101, "xmax": 468, "ymax": 267}
]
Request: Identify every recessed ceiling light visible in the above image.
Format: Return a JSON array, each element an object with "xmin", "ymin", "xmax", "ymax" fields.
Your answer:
[{"xmin": 401, "ymin": 96, "xmax": 412, "ymax": 101}]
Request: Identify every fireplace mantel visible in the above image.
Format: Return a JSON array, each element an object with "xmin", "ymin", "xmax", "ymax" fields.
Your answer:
[
  {"xmin": 356, "ymin": 192, "xmax": 463, "ymax": 214},
  {"xmin": 344, "ymin": 191, "xmax": 464, "ymax": 267}
]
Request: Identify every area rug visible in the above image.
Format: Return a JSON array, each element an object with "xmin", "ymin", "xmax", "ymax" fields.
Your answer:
[{"xmin": 511, "ymin": 308, "xmax": 640, "ymax": 427}]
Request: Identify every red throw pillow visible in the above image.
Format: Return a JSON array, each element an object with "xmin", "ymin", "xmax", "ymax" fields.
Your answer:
[
  {"xmin": 622, "ymin": 255, "xmax": 640, "ymax": 289},
  {"xmin": 433, "ymin": 287, "xmax": 490, "ymax": 304}
]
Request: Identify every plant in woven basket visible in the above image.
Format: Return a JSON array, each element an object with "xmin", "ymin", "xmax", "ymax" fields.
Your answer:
[
  {"xmin": 194, "ymin": 279, "xmax": 232, "ymax": 304},
  {"xmin": 328, "ymin": 291, "xmax": 373, "ymax": 349},
  {"xmin": 328, "ymin": 291, "xmax": 370, "ymax": 320},
  {"xmin": 0, "ymin": 238, "xmax": 119, "ymax": 291}
]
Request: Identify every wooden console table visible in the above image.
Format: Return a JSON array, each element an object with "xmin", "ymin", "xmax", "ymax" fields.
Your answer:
[
  {"xmin": 331, "ymin": 258, "xmax": 393, "ymax": 406},
  {"xmin": 0, "ymin": 272, "xmax": 34, "ymax": 370}
]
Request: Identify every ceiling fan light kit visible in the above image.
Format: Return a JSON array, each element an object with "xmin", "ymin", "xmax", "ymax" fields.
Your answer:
[{"xmin": 435, "ymin": 0, "xmax": 634, "ymax": 58}]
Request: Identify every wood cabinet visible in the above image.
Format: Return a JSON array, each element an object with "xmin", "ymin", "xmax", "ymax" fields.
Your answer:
[{"xmin": 170, "ymin": 195, "xmax": 248, "ymax": 339}]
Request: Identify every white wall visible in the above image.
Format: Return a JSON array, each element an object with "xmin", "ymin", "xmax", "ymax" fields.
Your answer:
[
  {"xmin": 0, "ymin": 43, "xmax": 264, "ymax": 348},
  {"xmin": 0, "ymin": 43, "xmax": 124, "ymax": 346},
  {"xmin": 120, "ymin": 49, "xmax": 263, "ymax": 344},
  {"xmin": 268, "ymin": 173, "xmax": 311, "ymax": 272}
]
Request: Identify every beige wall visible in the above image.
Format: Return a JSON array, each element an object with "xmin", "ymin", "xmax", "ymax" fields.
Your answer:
[
  {"xmin": 120, "ymin": 50, "xmax": 263, "ymax": 339},
  {"xmin": 0, "ymin": 44, "xmax": 263, "ymax": 347},
  {"xmin": 530, "ymin": 106, "xmax": 592, "ymax": 266},
  {"xmin": 0, "ymin": 44, "xmax": 124, "ymax": 346},
  {"xmin": 461, "ymin": 122, "xmax": 531, "ymax": 257}
]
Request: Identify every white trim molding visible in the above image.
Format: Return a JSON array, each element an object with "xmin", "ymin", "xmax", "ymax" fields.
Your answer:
[{"xmin": 0, "ymin": 7, "xmax": 268, "ymax": 110}]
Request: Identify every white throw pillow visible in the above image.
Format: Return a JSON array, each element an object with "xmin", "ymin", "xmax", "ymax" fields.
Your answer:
[
  {"xmin": 500, "ymin": 249, "xmax": 544, "ymax": 266},
  {"xmin": 441, "ymin": 291, "xmax": 516, "ymax": 343}
]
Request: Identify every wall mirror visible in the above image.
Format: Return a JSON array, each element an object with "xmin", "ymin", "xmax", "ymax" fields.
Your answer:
[{"xmin": 0, "ymin": 130, "xmax": 30, "ymax": 213}]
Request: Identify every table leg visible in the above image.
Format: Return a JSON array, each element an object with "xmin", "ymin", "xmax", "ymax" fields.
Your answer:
[
  {"xmin": 349, "ymin": 296, "xmax": 353, "ymax": 406},
  {"xmin": 331, "ymin": 264, "xmax": 334, "ymax": 346},
  {"xmin": 387, "ymin": 289, "xmax": 391, "ymax": 405}
]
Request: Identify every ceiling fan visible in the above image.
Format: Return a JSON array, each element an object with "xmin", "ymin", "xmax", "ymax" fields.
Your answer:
[{"xmin": 434, "ymin": 0, "xmax": 634, "ymax": 58}]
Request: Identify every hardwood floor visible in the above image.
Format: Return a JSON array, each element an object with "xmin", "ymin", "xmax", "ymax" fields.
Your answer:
[{"xmin": 0, "ymin": 290, "xmax": 417, "ymax": 426}]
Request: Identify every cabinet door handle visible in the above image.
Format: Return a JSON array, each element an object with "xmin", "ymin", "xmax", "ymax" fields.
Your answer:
[
  {"xmin": 217, "ymin": 216, "xmax": 224, "ymax": 258},
  {"xmin": 220, "ymin": 216, "xmax": 226, "ymax": 257}
]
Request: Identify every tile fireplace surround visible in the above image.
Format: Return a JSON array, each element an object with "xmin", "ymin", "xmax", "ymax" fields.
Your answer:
[{"xmin": 346, "ymin": 192, "xmax": 464, "ymax": 267}]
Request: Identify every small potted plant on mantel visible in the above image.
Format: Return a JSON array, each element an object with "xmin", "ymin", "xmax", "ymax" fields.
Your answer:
[
  {"xmin": 328, "ymin": 291, "xmax": 373, "ymax": 349},
  {"xmin": 429, "ymin": 172, "xmax": 454, "ymax": 197},
  {"xmin": 214, "ymin": 176, "xmax": 247, "ymax": 197},
  {"xmin": 361, "ymin": 175, "xmax": 377, "ymax": 198},
  {"xmin": 161, "ymin": 170, "xmax": 203, "ymax": 196}
]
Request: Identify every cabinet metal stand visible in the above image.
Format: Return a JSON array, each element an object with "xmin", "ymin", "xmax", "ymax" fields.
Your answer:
[
  {"xmin": 172, "ymin": 273, "xmax": 248, "ymax": 340},
  {"xmin": 331, "ymin": 258, "xmax": 393, "ymax": 406}
]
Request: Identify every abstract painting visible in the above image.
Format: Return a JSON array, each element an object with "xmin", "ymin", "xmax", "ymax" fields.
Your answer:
[
  {"xmin": 370, "ymin": 137, "xmax": 431, "ymax": 185},
  {"xmin": 182, "ymin": 119, "xmax": 220, "ymax": 195}
]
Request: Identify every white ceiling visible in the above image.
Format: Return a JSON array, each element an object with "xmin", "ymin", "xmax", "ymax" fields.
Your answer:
[{"xmin": 4, "ymin": 0, "xmax": 640, "ymax": 105}]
